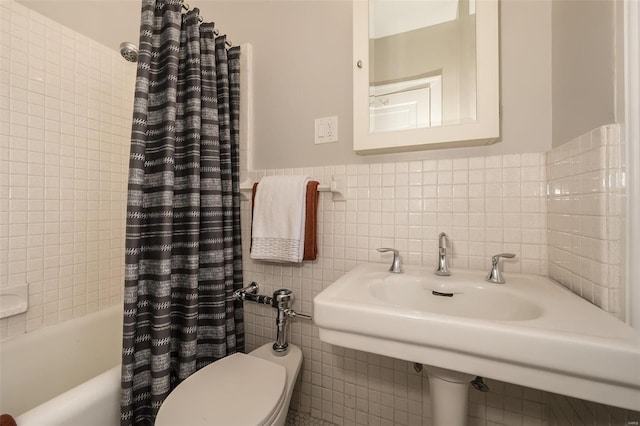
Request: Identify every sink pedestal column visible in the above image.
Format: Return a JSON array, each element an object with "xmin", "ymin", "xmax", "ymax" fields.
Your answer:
[{"xmin": 424, "ymin": 365, "xmax": 474, "ymax": 426}]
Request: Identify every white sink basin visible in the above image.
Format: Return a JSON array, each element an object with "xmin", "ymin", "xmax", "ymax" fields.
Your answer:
[
  {"xmin": 313, "ymin": 263, "xmax": 640, "ymax": 411},
  {"xmin": 369, "ymin": 272, "xmax": 543, "ymax": 321}
]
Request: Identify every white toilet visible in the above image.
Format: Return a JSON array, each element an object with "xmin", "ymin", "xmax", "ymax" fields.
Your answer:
[{"xmin": 155, "ymin": 343, "xmax": 303, "ymax": 426}]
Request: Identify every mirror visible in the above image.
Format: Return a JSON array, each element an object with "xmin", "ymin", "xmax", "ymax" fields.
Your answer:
[
  {"xmin": 353, "ymin": 0, "xmax": 500, "ymax": 154},
  {"xmin": 369, "ymin": 0, "xmax": 476, "ymax": 132}
]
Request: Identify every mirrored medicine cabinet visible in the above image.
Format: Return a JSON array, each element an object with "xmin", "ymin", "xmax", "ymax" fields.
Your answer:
[{"xmin": 353, "ymin": 0, "xmax": 500, "ymax": 154}]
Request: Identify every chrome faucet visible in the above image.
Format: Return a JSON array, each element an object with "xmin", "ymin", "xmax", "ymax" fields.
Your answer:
[
  {"xmin": 377, "ymin": 248, "xmax": 403, "ymax": 274},
  {"xmin": 434, "ymin": 232, "xmax": 450, "ymax": 276},
  {"xmin": 485, "ymin": 253, "xmax": 516, "ymax": 284}
]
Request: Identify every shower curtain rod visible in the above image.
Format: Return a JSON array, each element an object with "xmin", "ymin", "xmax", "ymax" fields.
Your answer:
[{"xmin": 182, "ymin": 2, "xmax": 233, "ymax": 47}]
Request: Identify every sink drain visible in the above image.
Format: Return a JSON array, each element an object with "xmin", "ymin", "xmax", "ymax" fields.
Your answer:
[{"xmin": 432, "ymin": 291, "xmax": 454, "ymax": 297}]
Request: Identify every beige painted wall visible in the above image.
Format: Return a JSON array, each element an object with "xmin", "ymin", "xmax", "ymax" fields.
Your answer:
[
  {"xmin": 21, "ymin": 0, "xmax": 553, "ymax": 169},
  {"xmin": 211, "ymin": 0, "xmax": 552, "ymax": 169},
  {"xmin": 204, "ymin": 1, "xmax": 357, "ymax": 170},
  {"xmin": 551, "ymin": 0, "xmax": 619, "ymax": 147}
]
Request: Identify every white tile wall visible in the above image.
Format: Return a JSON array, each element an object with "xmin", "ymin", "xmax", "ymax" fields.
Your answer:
[
  {"xmin": 548, "ymin": 393, "xmax": 639, "ymax": 426},
  {"xmin": 241, "ymin": 153, "xmax": 549, "ymax": 426},
  {"xmin": 546, "ymin": 125, "xmax": 625, "ymax": 318},
  {"xmin": 545, "ymin": 125, "xmax": 639, "ymax": 425},
  {"xmin": 0, "ymin": 0, "xmax": 136, "ymax": 340}
]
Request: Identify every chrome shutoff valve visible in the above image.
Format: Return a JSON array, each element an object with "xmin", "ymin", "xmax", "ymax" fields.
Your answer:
[
  {"xmin": 234, "ymin": 284, "xmax": 312, "ymax": 355},
  {"xmin": 272, "ymin": 289, "xmax": 312, "ymax": 354}
]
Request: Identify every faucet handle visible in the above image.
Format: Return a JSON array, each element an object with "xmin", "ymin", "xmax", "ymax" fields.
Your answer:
[
  {"xmin": 491, "ymin": 253, "xmax": 516, "ymax": 263},
  {"xmin": 377, "ymin": 248, "xmax": 404, "ymax": 274},
  {"xmin": 486, "ymin": 253, "xmax": 516, "ymax": 284}
]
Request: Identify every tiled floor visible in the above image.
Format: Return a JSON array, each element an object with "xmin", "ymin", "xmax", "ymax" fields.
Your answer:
[{"xmin": 286, "ymin": 410, "xmax": 336, "ymax": 426}]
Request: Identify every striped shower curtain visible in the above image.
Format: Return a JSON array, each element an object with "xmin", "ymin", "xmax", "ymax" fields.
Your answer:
[{"xmin": 120, "ymin": 1, "xmax": 243, "ymax": 424}]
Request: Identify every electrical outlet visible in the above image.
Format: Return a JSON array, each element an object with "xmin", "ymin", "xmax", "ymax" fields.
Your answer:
[
  {"xmin": 315, "ymin": 116, "xmax": 338, "ymax": 144},
  {"xmin": 326, "ymin": 120, "xmax": 335, "ymax": 139}
]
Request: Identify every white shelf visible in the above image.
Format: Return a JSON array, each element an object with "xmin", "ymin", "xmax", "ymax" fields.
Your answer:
[
  {"xmin": 239, "ymin": 176, "xmax": 346, "ymax": 202},
  {"xmin": 1, "ymin": 283, "xmax": 29, "ymax": 319}
]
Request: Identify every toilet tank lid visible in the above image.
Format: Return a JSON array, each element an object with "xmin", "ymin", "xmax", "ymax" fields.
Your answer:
[{"xmin": 156, "ymin": 352, "xmax": 287, "ymax": 426}]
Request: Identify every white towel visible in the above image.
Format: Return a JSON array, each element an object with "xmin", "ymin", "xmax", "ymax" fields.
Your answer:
[{"xmin": 251, "ymin": 175, "xmax": 310, "ymax": 263}]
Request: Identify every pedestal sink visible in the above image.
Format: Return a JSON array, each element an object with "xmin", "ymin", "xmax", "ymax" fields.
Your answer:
[{"xmin": 313, "ymin": 262, "xmax": 640, "ymax": 424}]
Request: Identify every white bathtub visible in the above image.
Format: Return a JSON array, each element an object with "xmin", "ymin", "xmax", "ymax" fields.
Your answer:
[{"xmin": 0, "ymin": 305, "xmax": 123, "ymax": 425}]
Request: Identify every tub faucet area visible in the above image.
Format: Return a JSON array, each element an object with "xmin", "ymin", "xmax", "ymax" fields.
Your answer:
[{"xmin": 435, "ymin": 232, "xmax": 450, "ymax": 276}]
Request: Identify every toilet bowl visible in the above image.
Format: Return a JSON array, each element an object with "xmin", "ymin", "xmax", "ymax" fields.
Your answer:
[{"xmin": 155, "ymin": 343, "xmax": 303, "ymax": 426}]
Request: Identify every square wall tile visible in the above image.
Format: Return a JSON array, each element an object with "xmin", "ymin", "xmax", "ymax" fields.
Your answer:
[
  {"xmin": 546, "ymin": 125, "xmax": 624, "ymax": 318},
  {"xmin": 1, "ymin": 0, "xmax": 136, "ymax": 340}
]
